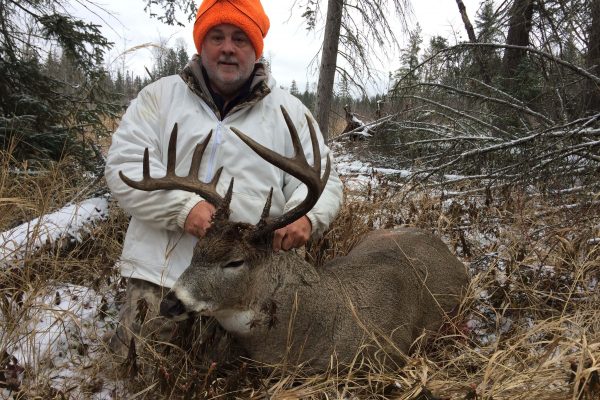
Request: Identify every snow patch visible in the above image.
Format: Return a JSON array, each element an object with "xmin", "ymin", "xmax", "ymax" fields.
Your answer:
[
  {"xmin": 0, "ymin": 196, "xmax": 109, "ymax": 268},
  {"xmin": 1, "ymin": 283, "xmax": 120, "ymax": 396}
]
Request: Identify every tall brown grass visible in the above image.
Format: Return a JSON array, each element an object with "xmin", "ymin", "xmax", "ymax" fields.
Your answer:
[{"xmin": 0, "ymin": 148, "xmax": 598, "ymax": 399}]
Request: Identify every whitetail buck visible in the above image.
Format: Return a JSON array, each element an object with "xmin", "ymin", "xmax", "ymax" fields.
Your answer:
[{"xmin": 119, "ymin": 106, "xmax": 468, "ymax": 370}]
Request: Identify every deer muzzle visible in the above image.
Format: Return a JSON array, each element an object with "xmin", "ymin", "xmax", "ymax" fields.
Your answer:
[{"xmin": 160, "ymin": 291, "xmax": 187, "ymax": 319}]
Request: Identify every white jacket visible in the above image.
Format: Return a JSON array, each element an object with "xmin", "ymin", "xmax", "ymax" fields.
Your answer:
[{"xmin": 105, "ymin": 68, "xmax": 343, "ymax": 288}]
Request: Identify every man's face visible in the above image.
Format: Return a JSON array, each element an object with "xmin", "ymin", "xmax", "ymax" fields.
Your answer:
[{"xmin": 201, "ymin": 24, "xmax": 257, "ymax": 100}]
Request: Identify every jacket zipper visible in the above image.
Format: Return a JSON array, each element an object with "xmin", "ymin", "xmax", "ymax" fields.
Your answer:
[
  {"xmin": 198, "ymin": 101, "xmax": 247, "ymax": 183},
  {"xmin": 204, "ymin": 120, "xmax": 223, "ymax": 182}
]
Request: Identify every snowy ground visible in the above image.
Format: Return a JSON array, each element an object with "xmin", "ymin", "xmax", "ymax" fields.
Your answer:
[
  {"xmin": 1, "ymin": 284, "xmax": 122, "ymax": 398},
  {"xmin": 0, "ymin": 151, "xmax": 395, "ymax": 397},
  {"xmin": 2, "ymin": 143, "xmax": 597, "ymax": 397},
  {"xmin": 0, "ymin": 196, "xmax": 110, "ymax": 269},
  {"xmin": 0, "ymin": 196, "xmax": 121, "ymax": 398}
]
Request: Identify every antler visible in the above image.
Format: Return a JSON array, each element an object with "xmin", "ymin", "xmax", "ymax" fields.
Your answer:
[
  {"xmin": 230, "ymin": 106, "xmax": 331, "ymax": 238},
  {"xmin": 119, "ymin": 123, "xmax": 232, "ymax": 209}
]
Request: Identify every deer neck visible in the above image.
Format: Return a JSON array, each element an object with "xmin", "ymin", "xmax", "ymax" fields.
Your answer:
[
  {"xmin": 261, "ymin": 252, "xmax": 320, "ymax": 285},
  {"xmin": 213, "ymin": 308, "xmax": 257, "ymax": 336},
  {"xmin": 214, "ymin": 253, "xmax": 320, "ymax": 337}
]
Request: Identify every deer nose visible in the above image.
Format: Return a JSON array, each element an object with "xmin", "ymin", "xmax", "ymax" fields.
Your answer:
[{"xmin": 160, "ymin": 291, "xmax": 186, "ymax": 318}]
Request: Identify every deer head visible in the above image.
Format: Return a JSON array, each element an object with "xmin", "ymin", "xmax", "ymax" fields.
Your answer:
[{"xmin": 119, "ymin": 106, "xmax": 330, "ymax": 319}]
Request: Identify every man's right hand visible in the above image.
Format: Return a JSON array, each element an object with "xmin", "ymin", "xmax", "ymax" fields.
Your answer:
[{"xmin": 184, "ymin": 201, "xmax": 216, "ymax": 238}]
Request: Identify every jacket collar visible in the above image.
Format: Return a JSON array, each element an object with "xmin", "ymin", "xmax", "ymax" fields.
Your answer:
[{"xmin": 180, "ymin": 54, "xmax": 271, "ymax": 119}]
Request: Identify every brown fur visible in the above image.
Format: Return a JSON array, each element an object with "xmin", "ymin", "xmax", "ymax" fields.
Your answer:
[
  {"xmin": 121, "ymin": 114, "xmax": 468, "ymax": 370},
  {"xmin": 169, "ymin": 226, "xmax": 469, "ymax": 371}
]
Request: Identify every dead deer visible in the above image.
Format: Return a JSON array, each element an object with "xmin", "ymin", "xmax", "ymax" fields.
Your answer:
[{"xmin": 119, "ymin": 106, "xmax": 469, "ymax": 370}]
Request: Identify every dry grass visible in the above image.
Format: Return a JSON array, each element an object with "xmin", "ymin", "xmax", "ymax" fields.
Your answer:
[{"xmin": 1, "ymin": 148, "xmax": 599, "ymax": 399}]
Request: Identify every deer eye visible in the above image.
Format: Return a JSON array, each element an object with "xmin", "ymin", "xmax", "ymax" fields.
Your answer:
[{"xmin": 223, "ymin": 259, "xmax": 245, "ymax": 269}]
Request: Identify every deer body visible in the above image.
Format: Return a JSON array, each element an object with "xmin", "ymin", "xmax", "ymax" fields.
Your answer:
[
  {"xmin": 120, "ymin": 106, "xmax": 468, "ymax": 370},
  {"xmin": 170, "ymin": 226, "xmax": 467, "ymax": 369}
]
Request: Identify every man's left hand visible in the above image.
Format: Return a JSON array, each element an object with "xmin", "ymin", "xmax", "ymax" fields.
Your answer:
[{"xmin": 272, "ymin": 216, "xmax": 312, "ymax": 252}]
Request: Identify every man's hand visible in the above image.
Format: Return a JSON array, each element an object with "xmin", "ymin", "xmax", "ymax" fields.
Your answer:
[
  {"xmin": 184, "ymin": 201, "xmax": 216, "ymax": 238},
  {"xmin": 273, "ymin": 216, "xmax": 312, "ymax": 252}
]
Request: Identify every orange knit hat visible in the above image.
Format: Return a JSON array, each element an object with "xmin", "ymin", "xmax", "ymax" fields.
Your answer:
[{"xmin": 193, "ymin": 0, "xmax": 270, "ymax": 58}]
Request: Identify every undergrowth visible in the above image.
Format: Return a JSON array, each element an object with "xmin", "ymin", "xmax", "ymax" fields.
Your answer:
[{"xmin": 0, "ymin": 149, "xmax": 598, "ymax": 399}]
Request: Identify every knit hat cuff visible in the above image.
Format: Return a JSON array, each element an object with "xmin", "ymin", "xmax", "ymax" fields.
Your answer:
[{"xmin": 193, "ymin": 0, "xmax": 270, "ymax": 58}]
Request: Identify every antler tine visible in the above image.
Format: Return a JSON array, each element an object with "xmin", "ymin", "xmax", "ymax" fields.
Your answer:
[
  {"xmin": 230, "ymin": 106, "xmax": 330, "ymax": 238},
  {"xmin": 166, "ymin": 123, "xmax": 178, "ymax": 177},
  {"xmin": 188, "ymin": 129, "xmax": 212, "ymax": 181},
  {"xmin": 119, "ymin": 123, "xmax": 226, "ymax": 208},
  {"xmin": 305, "ymin": 111, "xmax": 331, "ymax": 190},
  {"xmin": 142, "ymin": 148, "xmax": 150, "ymax": 180},
  {"xmin": 281, "ymin": 106, "xmax": 305, "ymax": 164},
  {"xmin": 213, "ymin": 177, "xmax": 234, "ymax": 222}
]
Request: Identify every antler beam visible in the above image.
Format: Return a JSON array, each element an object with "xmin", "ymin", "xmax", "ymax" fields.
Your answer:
[{"xmin": 230, "ymin": 106, "xmax": 330, "ymax": 237}]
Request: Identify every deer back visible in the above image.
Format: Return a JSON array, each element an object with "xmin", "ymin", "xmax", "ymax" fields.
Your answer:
[{"xmin": 202, "ymin": 227, "xmax": 468, "ymax": 370}]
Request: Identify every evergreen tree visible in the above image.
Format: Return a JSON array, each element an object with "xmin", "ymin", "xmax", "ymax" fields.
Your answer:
[
  {"xmin": 176, "ymin": 39, "xmax": 190, "ymax": 68},
  {"xmin": 258, "ymin": 54, "xmax": 271, "ymax": 74},
  {"xmin": 134, "ymin": 75, "xmax": 144, "ymax": 95},
  {"xmin": 391, "ymin": 24, "xmax": 423, "ymax": 94},
  {"xmin": 115, "ymin": 70, "xmax": 125, "ymax": 96},
  {"xmin": 299, "ymin": 82, "xmax": 315, "ymax": 111},
  {"xmin": 421, "ymin": 35, "xmax": 448, "ymax": 83},
  {"xmin": 474, "ymin": 0, "xmax": 502, "ymax": 78},
  {"xmin": 336, "ymin": 73, "xmax": 352, "ymax": 107},
  {"xmin": 0, "ymin": 0, "xmax": 118, "ymax": 170},
  {"xmin": 476, "ymin": 0, "xmax": 502, "ymax": 44},
  {"xmin": 290, "ymin": 80, "xmax": 300, "ymax": 98},
  {"xmin": 152, "ymin": 41, "xmax": 190, "ymax": 80}
]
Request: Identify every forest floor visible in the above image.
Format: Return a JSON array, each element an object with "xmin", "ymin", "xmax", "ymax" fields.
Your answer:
[{"xmin": 0, "ymin": 138, "xmax": 599, "ymax": 399}]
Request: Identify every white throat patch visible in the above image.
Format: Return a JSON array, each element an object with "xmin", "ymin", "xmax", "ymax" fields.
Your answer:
[{"xmin": 214, "ymin": 309, "xmax": 257, "ymax": 335}]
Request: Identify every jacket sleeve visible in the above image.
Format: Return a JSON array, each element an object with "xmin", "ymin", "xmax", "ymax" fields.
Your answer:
[
  {"xmin": 104, "ymin": 82, "xmax": 202, "ymax": 231},
  {"xmin": 281, "ymin": 106, "xmax": 343, "ymax": 238}
]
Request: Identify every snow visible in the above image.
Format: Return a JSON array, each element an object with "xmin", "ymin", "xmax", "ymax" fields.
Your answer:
[
  {"xmin": 335, "ymin": 156, "xmax": 411, "ymax": 178},
  {"xmin": 351, "ymin": 115, "xmax": 364, "ymax": 126},
  {"xmin": 0, "ymin": 196, "xmax": 109, "ymax": 269},
  {"xmin": 1, "ymin": 283, "xmax": 120, "ymax": 398},
  {"xmin": 335, "ymin": 156, "xmax": 412, "ymax": 193},
  {"xmin": 7, "ymin": 284, "xmax": 112, "ymax": 366},
  {"xmin": 0, "ymin": 196, "xmax": 116, "ymax": 396},
  {"xmin": 0, "ymin": 153, "xmax": 414, "ymax": 394}
]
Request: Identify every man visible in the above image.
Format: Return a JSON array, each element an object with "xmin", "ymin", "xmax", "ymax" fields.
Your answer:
[{"xmin": 104, "ymin": 0, "xmax": 343, "ymax": 359}]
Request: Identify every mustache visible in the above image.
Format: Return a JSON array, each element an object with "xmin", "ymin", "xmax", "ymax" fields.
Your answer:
[{"xmin": 218, "ymin": 57, "xmax": 238, "ymax": 64}]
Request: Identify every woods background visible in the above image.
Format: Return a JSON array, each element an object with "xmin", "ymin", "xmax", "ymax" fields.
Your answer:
[{"xmin": 0, "ymin": 0, "xmax": 599, "ymax": 399}]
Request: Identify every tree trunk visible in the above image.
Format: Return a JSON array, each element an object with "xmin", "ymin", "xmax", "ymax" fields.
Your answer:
[
  {"xmin": 456, "ymin": 0, "xmax": 477, "ymax": 42},
  {"xmin": 502, "ymin": 0, "xmax": 534, "ymax": 79},
  {"xmin": 455, "ymin": 0, "xmax": 491, "ymax": 84},
  {"xmin": 315, "ymin": 0, "xmax": 343, "ymax": 142},
  {"xmin": 586, "ymin": 0, "xmax": 600, "ymax": 113}
]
